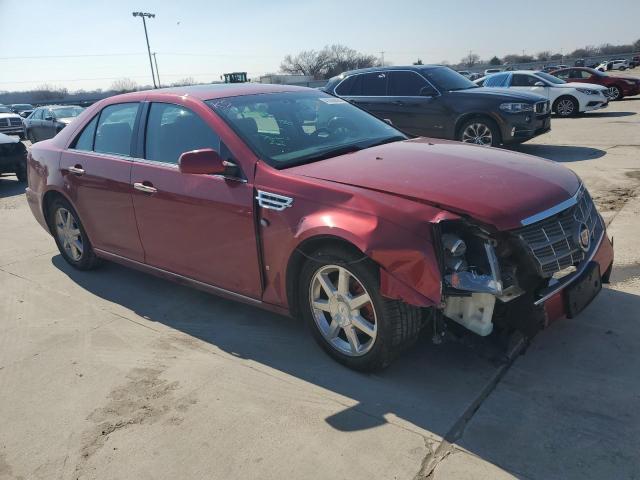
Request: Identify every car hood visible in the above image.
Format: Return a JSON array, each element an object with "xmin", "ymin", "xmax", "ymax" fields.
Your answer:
[
  {"xmin": 0, "ymin": 113, "xmax": 21, "ymax": 119},
  {"xmin": 287, "ymin": 138, "xmax": 580, "ymax": 231},
  {"xmin": 0, "ymin": 132, "xmax": 20, "ymax": 144},
  {"xmin": 455, "ymin": 87, "xmax": 546, "ymax": 102}
]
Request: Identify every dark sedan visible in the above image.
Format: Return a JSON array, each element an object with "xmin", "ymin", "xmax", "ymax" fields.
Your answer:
[
  {"xmin": 324, "ymin": 65, "xmax": 550, "ymax": 147},
  {"xmin": 9, "ymin": 104, "xmax": 35, "ymax": 118},
  {"xmin": 25, "ymin": 105, "xmax": 84, "ymax": 143},
  {"xmin": 551, "ymin": 67, "xmax": 640, "ymax": 101}
]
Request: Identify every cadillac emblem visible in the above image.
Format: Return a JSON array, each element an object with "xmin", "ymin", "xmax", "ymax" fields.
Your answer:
[{"xmin": 576, "ymin": 222, "xmax": 591, "ymax": 252}]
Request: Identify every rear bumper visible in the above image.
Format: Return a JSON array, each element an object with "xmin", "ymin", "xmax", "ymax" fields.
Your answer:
[
  {"xmin": 542, "ymin": 229, "xmax": 614, "ymax": 324},
  {"xmin": 25, "ymin": 187, "xmax": 50, "ymax": 233}
]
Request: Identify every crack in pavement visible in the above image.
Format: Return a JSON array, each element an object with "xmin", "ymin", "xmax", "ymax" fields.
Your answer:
[{"xmin": 413, "ymin": 336, "xmax": 527, "ymax": 479}]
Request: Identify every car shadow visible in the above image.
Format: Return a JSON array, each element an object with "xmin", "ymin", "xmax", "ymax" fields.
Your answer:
[
  {"xmin": 50, "ymin": 255, "xmax": 640, "ymax": 478},
  {"xmin": 507, "ymin": 144, "xmax": 606, "ymax": 162},
  {"xmin": 0, "ymin": 176, "xmax": 26, "ymax": 198},
  {"xmin": 581, "ymin": 111, "xmax": 636, "ymax": 118}
]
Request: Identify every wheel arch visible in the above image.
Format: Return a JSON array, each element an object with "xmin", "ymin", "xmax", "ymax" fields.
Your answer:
[
  {"xmin": 41, "ymin": 188, "xmax": 74, "ymax": 234},
  {"xmin": 453, "ymin": 113, "xmax": 503, "ymax": 143},
  {"xmin": 285, "ymin": 235, "xmax": 366, "ymax": 318}
]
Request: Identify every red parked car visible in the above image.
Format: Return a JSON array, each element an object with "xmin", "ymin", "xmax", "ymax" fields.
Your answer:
[
  {"xmin": 25, "ymin": 84, "xmax": 613, "ymax": 371},
  {"xmin": 551, "ymin": 67, "xmax": 640, "ymax": 101}
]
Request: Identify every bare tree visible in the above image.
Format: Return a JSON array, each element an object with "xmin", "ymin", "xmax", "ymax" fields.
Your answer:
[
  {"xmin": 170, "ymin": 77, "xmax": 196, "ymax": 87},
  {"xmin": 413, "ymin": 59, "xmax": 424, "ymax": 65},
  {"xmin": 110, "ymin": 78, "xmax": 138, "ymax": 92},
  {"xmin": 280, "ymin": 44, "xmax": 379, "ymax": 79},
  {"xmin": 536, "ymin": 51, "xmax": 552, "ymax": 61},
  {"xmin": 461, "ymin": 53, "xmax": 480, "ymax": 67}
]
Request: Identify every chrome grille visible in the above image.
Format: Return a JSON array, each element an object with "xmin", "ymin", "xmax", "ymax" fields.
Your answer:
[
  {"xmin": 535, "ymin": 101, "xmax": 550, "ymax": 114},
  {"xmin": 0, "ymin": 119, "xmax": 8, "ymax": 127},
  {"xmin": 9, "ymin": 118, "xmax": 22, "ymax": 126},
  {"xmin": 513, "ymin": 186, "xmax": 603, "ymax": 277}
]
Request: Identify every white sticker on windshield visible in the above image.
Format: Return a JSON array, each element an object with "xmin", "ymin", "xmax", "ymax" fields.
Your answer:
[{"xmin": 319, "ymin": 97, "xmax": 348, "ymax": 104}]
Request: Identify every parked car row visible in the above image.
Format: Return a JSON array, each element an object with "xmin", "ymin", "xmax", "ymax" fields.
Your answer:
[
  {"xmin": 324, "ymin": 65, "xmax": 551, "ymax": 147},
  {"xmin": 0, "ymin": 104, "xmax": 84, "ymax": 144},
  {"xmin": 25, "ymin": 82, "xmax": 614, "ymax": 370},
  {"xmin": 475, "ymin": 70, "xmax": 609, "ymax": 116}
]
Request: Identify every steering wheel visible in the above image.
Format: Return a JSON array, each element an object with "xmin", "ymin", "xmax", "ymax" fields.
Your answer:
[{"xmin": 326, "ymin": 116, "xmax": 360, "ymax": 141}]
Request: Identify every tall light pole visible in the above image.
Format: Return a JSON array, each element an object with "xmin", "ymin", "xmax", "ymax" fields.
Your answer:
[
  {"xmin": 132, "ymin": 11, "xmax": 157, "ymax": 88},
  {"xmin": 153, "ymin": 52, "xmax": 161, "ymax": 88}
]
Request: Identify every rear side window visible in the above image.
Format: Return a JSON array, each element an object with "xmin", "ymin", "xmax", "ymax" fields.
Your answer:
[
  {"xmin": 361, "ymin": 72, "xmax": 387, "ymax": 96},
  {"xmin": 94, "ymin": 103, "xmax": 139, "ymax": 156},
  {"xmin": 145, "ymin": 103, "xmax": 220, "ymax": 164},
  {"xmin": 484, "ymin": 73, "xmax": 510, "ymax": 87},
  {"xmin": 335, "ymin": 74, "xmax": 363, "ymax": 96},
  {"xmin": 388, "ymin": 71, "xmax": 427, "ymax": 96},
  {"xmin": 511, "ymin": 74, "xmax": 539, "ymax": 87},
  {"xmin": 72, "ymin": 115, "xmax": 99, "ymax": 151}
]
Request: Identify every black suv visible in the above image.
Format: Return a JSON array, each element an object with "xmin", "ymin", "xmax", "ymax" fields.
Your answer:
[{"xmin": 324, "ymin": 65, "xmax": 551, "ymax": 147}]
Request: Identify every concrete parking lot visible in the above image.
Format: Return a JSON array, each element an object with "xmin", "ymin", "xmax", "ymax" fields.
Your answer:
[{"xmin": 1, "ymin": 78, "xmax": 640, "ymax": 479}]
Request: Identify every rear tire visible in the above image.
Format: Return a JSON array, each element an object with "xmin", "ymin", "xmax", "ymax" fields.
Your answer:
[
  {"xmin": 553, "ymin": 96, "xmax": 579, "ymax": 117},
  {"xmin": 608, "ymin": 86, "xmax": 623, "ymax": 101},
  {"xmin": 49, "ymin": 197, "xmax": 100, "ymax": 270},
  {"xmin": 299, "ymin": 245, "xmax": 424, "ymax": 371},
  {"xmin": 15, "ymin": 159, "xmax": 27, "ymax": 183}
]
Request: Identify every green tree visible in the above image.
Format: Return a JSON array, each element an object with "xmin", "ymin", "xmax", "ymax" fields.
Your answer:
[{"xmin": 489, "ymin": 56, "xmax": 501, "ymax": 66}]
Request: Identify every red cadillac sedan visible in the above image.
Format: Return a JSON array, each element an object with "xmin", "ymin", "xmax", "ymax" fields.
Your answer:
[
  {"xmin": 551, "ymin": 67, "xmax": 640, "ymax": 101},
  {"xmin": 26, "ymin": 84, "xmax": 613, "ymax": 371}
]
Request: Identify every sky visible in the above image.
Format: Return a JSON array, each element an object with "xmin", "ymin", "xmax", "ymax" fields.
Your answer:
[{"xmin": 1, "ymin": 0, "xmax": 639, "ymax": 92}]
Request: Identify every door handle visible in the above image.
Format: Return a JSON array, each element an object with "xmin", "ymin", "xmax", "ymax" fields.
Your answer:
[
  {"xmin": 133, "ymin": 182, "xmax": 158, "ymax": 194},
  {"xmin": 392, "ymin": 100, "xmax": 405, "ymax": 106},
  {"xmin": 68, "ymin": 165, "xmax": 85, "ymax": 175}
]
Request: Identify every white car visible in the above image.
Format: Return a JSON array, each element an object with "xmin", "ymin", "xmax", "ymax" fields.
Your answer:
[
  {"xmin": 484, "ymin": 68, "xmax": 502, "ymax": 75},
  {"xmin": 0, "ymin": 105, "xmax": 25, "ymax": 138},
  {"xmin": 596, "ymin": 60, "xmax": 629, "ymax": 72},
  {"xmin": 475, "ymin": 70, "xmax": 609, "ymax": 117}
]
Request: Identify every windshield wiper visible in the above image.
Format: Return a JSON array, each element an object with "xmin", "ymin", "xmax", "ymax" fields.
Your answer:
[{"xmin": 290, "ymin": 144, "xmax": 365, "ymax": 166}]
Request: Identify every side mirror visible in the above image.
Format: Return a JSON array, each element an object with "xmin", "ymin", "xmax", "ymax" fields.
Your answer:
[
  {"xmin": 45, "ymin": 115, "xmax": 54, "ymax": 121},
  {"xmin": 419, "ymin": 85, "xmax": 438, "ymax": 97},
  {"xmin": 179, "ymin": 149, "xmax": 225, "ymax": 175},
  {"xmin": 534, "ymin": 81, "xmax": 545, "ymax": 87}
]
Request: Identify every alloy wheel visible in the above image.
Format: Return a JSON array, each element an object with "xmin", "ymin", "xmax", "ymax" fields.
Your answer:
[
  {"xmin": 309, "ymin": 265, "xmax": 377, "ymax": 357},
  {"xmin": 461, "ymin": 123, "xmax": 493, "ymax": 145},
  {"xmin": 607, "ymin": 86, "xmax": 620, "ymax": 100},
  {"xmin": 54, "ymin": 207, "xmax": 83, "ymax": 261},
  {"xmin": 556, "ymin": 99, "xmax": 575, "ymax": 116}
]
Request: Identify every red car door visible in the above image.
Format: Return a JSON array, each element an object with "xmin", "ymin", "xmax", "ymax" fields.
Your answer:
[
  {"xmin": 130, "ymin": 102, "xmax": 262, "ymax": 298},
  {"xmin": 60, "ymin": 102, "xmax": 144, "ymax": 262}
]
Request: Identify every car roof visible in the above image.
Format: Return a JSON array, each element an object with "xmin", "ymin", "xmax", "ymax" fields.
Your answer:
[
  {"xmin": 111, "ymin": 83, "xmax": 312, "ymax": 102},
  {"xmin": 330, "ymin": 65, "xmax": 448, "ymax": 78}
]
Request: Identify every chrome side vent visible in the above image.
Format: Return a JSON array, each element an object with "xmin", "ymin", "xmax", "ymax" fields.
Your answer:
[{"xmin": 256, "ymin": 190, "xmax": 293, "ymax": 211}]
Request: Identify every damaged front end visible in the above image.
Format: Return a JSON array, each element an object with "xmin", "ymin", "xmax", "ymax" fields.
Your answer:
[{"xmin": 435, "ymin": 185, "xmax": 609, "ymax": 339}]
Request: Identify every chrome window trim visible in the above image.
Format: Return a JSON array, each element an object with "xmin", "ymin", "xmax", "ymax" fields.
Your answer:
[
  {"xmin": 520, "ymin": 184, "xmax": 583, "ymax": 226},
  {"xmin": 332, "ymin": 69, "xmax": 441, "ymax": 98}
]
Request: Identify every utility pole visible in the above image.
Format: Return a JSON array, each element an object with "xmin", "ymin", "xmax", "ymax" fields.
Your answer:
[
  {"xmin": 132, "ymin": 11, "xmax": 157, "ymax": 88},
  {"xmin": 153, "ymin": 52, "xmax": 161, "ymax": 88},
  {"xmin": 380, "ymin": 50, "xmax": 385, "ymax": 67}
]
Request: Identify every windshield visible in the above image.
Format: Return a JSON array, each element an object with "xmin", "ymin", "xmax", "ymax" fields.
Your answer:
[
  {"xmin": 420, "ymin": 67, "xmax": 477, "ymax": 91},
  {"xmin": 52, "ymin": 106, "xmax": 84, "ymax": 118},
  {"xmin": 207, "ymin": 91, "xmax": 406, "ymax": 169},
  {"xmin": 535, "ymin": 72, "xmax": 565, "ymax": 85}
]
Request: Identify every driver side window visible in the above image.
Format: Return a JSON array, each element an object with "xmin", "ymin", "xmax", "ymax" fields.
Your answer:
[{"xmin": 512, "ymin": 74, "xmax": 539, "ymax": 87}]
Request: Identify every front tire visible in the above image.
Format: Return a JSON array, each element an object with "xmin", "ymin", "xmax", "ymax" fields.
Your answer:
[
  {"xmin": 299, "ymin": 245, "xmax": 424, "ymax": 371},
  {"xmin": 15, "ymin": 160, "xmax": 27, "ymax": 182},
  {"xmin": 49, "ymin": 197, "xmax": 100, "ymax": 270},
  {"xmin": 553, "ymin": 96, "xmax": 579, "ymax": 117},
  {"xmin": 458, "ymin": 118, "xmax": 501, "ymax": 147}
]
